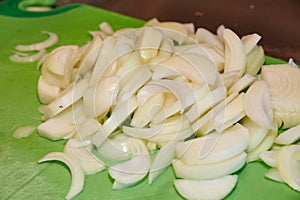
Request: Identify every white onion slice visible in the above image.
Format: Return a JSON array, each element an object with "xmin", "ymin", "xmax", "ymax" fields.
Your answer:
[
  {"xmin": 10, "ymin": 49, "xmax": 46, "ymax": 63},
  {"xmin": 38, "ymin": 152, "xmax": 85, "ymax": 200},
  {"xmin": 275, "ymin": 123, "xmax": 300, "ymax": 145},
  {"xmin": 15, "ymin": 31, "xmax": 58, "ymax": 51},
  {"xmin": 174, "ymin": 175, "xmax": 238, "ymax": 200},
  {"xmin": 173, "ymin": 152, "xmax": 246, "ymax": 180}
]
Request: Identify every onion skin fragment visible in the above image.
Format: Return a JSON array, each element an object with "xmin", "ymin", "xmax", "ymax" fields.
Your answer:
[{"xmin": 38, "ymin": 152, "xmax": 85, "ymax": 200}]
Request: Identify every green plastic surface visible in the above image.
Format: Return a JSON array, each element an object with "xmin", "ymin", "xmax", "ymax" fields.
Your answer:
[{"xmin": 0, "ymin": 2, "xmax": 299, "ymax": 200}]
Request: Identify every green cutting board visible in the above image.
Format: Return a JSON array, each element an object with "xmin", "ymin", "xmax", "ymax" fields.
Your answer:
[{"xmin": 0, "ymin": 1, "xmax": 299, "ymax": 199}]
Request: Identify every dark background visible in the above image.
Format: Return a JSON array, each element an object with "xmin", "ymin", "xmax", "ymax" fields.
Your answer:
[
  {"xmin": 0, "ymin": 0, "xmax": 298, "ymax": 62},
  {"xmin": 55, "ymin": 0, "xmax": 300, "ymax": 63}
]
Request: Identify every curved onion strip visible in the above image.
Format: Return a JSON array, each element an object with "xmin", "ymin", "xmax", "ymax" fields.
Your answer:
[
  {"xmin": 174, "ymin": 175, "xmax": 238, "ymax": 200},
  {"xmin": 275, "ymin": 124, "xmax": 300, "ymax": 145},
  {"xmin": 244, "ymin": 80, "xmax": 276, "ymax": 130},
  {"xmin": 176, "ymin": 124, "xmax": 249, "ymax": 165},
  {"xmin": 15, "ymin": 31, "xmax": 58, "ymax": 51},
  {"xmin": 10, "ymin": 49, "xmax": 46, "ymax": 63},
  {"xmin": 223, "ymin": 28, "xmax": 246, "ymax": 77},
  {"xmin": 173, "ymin": 152, "xmax": 246, "ymax": 180},
  {"xmin": 38, "ymin": 152, "xmax": 85, "ymax": 200}
]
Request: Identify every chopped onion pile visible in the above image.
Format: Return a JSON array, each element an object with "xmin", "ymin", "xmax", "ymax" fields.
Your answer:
[{"xmin": 12, "ymin": 19, "xmax": 300, "ymax": 199}]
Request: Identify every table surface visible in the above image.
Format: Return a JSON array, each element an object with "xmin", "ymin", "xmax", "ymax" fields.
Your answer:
[{"xmin": 55, "ymin": 0, "xmax": 300, "ymax": 63}]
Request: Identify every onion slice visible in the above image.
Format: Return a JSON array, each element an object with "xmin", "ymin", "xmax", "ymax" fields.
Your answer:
[
  {"xmin": 15, "ymin": 31, "xmax": 58, "ymax": 51},
  {"xmin": 38, "ymin": 152, "xmax": 85, "ymax": 200}
]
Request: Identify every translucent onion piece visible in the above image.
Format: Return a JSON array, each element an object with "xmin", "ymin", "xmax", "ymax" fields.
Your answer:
[
  {"xmin": 174, "ymin": 175, "xmax": 238, "ymax": 200},
  {"xmin": 13, "ymin": 125, "xmax": 36, "ymax": 139},
  {"xmin": 15, "ymin": 31, "xmax": 58, "ymax": 51},
  {"xmin": 38, "ymin": 152, "xmax": 85, "ymax": 200}
]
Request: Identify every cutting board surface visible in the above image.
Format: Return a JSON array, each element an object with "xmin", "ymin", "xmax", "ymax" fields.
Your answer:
[{"xmin": 0, "ymin": 2, "xmax": 299, "ymax": 200}]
